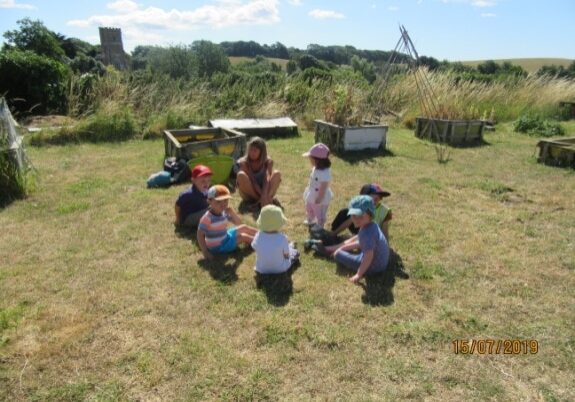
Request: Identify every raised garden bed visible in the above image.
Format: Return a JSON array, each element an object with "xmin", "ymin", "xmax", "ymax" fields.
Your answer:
[
  {"xmin": 163, "ymin": 127, "xmax": 246, "ymax": 161},
  {"xmin": 415, "ymin": 117, "xmax": 485, "ymax": 146},
  {"xmin": 536, "ymin": 137, "xmax": 575, "ymax": 168},
  {"xmin": 314, "ymin": 120, "xmax": 387, "ymax": 153},
  {"xmin": 207, "ymin": 117, "xmax": 298, "ymax": 138}
]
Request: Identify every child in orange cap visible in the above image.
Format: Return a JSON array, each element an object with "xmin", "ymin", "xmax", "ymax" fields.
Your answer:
[{"xmin": 197, "ymin": 185, "xmax": 257, "ymax": 260}]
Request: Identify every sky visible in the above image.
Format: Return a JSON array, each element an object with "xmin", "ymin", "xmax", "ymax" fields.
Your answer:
[{"xmin": 1, "ymin": 0, "xmax": 574, "ymax": 61}]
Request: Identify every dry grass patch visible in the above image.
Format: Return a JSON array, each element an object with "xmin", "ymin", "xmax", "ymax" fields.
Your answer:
[{"xmin": 1, "ymin": 127, "xmax": 574, "ymax": 401}]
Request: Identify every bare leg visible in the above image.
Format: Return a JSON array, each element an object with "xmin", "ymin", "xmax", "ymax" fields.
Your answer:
[
  {"xmin": 237, "ymin": 232, "xmax": 255, "ymax": 246},
  {"xmin": 237, "ymin": 224, "xmax": 258, "ymax": 237},
  {"xmin": 267, "ymin": 170, "xmax": 282, "ymax": 199},
  {"xmin": 236, "ymin": 171, "xmax": 260, "ymax": 202},
  {"xmin": 304, "ymin": 202, "xmax": 316, "ymax": 224}
]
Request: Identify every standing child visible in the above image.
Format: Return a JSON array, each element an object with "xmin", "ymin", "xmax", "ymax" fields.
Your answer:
[
  {"xmin": 236, "ymin": 136, "xmax": 282, "ymax": 207},
  {"xmin": 197, "ymin": 185, "xmax": 257, "ymax": 261},
  {"xmin": 174, "ymin": 164, "xmax": 212, "ymax": 228},
  {"xmin": 323, "ymin": 195, "xmax": 390, "ymax": 284},
  {"xmin": 302, "ymin": 143, "xmax": 333, "ymax": 229},
  {"xmin": 251, "ymin": 205, "xmax": 299, "ymax": 274}
]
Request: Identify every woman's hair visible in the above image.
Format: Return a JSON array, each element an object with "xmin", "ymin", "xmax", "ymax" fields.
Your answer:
[
  {"xmin": 313, "ymin": 156, "xmax": 331, "ymax": 170},
  {"xmin": 240, "ymin": 136, "xmax": 267, "ymax": 165}
]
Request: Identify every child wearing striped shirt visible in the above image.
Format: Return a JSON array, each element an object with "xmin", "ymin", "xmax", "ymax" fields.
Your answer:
[{"xmin": 197, "ymin": 185, "xmax": 257, "ymax": 261}]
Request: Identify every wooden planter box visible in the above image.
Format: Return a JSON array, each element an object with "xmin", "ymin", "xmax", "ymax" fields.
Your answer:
[
  {"xmin": 207, "ymin": 117, "xmax": 298, "ymax": 138},
  {"xmin": 314, "ymin": 120, "xmax": 387, "ymax": 153},
  {"xmin": 415, "ymin": 117, "xmax": 485, "ymax": 146},
  {"xmin": 536, "ymin": 137, "xmax": 575, "ymax": 168},
  {"xmin": 163, "ymin": 127, "xmax": 246, "ymax": 161}
]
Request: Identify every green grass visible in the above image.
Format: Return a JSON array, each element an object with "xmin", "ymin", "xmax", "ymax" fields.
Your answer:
[{"xmin": 1, "ymin": 126, "xmax": 574, "ymax": 400}]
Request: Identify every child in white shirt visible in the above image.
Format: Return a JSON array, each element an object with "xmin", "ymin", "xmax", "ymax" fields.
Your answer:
[
  {"xmin": 302, "ymin": 142, "xmax": 333, "ymax": 229},
  {"xmin": 251, "ymin": 205, "xmax": 299, "ymax": 274}
]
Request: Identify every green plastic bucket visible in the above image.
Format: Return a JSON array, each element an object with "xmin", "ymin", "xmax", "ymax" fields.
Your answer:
[{"xmin": 188, "ymin": 154, "xmax": 234, "ymax": 185}]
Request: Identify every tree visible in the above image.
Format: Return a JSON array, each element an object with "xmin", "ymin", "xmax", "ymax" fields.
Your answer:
[
  {"xmin": 192, "ymin": 40, "xmax": 230, "ymax": 78},
  {"xmin": 298, "ymin": 54, "xmax": 323, "ymax": 71},
  {"xmin": 350, "ymin": 55, "xmax": 376, "ymax": 83},
  {"xmin": 286, "ymin": 60, "xmax": 297, "ymax": 75},
  {"xmin": 418, "ymin": 55, "xmax": 440, "ymax": 71},
  {"xmin": 477, "ymin": 60, "xmax": 499, "ymax": 75},
  {"xmin": 3, "ymin": 18, "xmax": 64, "ymax": 60},
  {"xmin": 147, "ymin": 45, "xmax": 196, "ymax": 80},
  {"xmin": 0, "ymin": 49, "xmax": 70, "ymax": 114}
]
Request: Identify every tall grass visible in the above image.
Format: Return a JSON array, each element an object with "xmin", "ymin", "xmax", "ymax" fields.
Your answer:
[{"xmin": 56, "ymin": 68, "xmax": 575, "ymax": 145}]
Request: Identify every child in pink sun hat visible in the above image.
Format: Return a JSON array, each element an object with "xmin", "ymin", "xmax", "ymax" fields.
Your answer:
[{"xmin": 302, "ymin": 142, "xmax": 333, "ymax": 229}]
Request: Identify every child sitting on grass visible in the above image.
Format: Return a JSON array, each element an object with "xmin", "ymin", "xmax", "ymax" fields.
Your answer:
[
  {"xmin": 330, "ymin": 183, "xmax": 392, "ymax": 240},
  {"xmin": 174, "ymin": 164, "xmax": 212, "ymax": 228},
  {"xmin": 197, "ymin": 184, "xmax": 257, "ymax": 261},
  {"xmin": 251, "ymin": 205, "xmax": 299, "ymax": 275},
  {"xmin": 321, "ymin": 195, "xmax": 389, "ymax": 284}
]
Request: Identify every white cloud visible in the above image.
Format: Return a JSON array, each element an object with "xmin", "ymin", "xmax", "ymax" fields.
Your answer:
[
  {"xmin": 287, "ymin": 0, "xmax": 302, "ymax": 5},
  {"xmin": 441, "ymin": 0, "xmax": 497, "ymax": 7},
  {"xmin": 107, "ymin": 0, "xmax": 140, "ymax": 13},
  {"xmin": 308, "ymin": 9, "xmax": 345, "ymax": 19},
  {"xmin": 388, "ymin": 6, "xmax": 399, "ymax": 11},
  {"xmin": 0, "ymin": 0, "xmax": 36, "ymax": 10},
  {"xmin": 472, "ymin": 0, "xmax": 496, "ymax": 7},
  {"xmin": 68, "ymin": 0, "xmax": 280, "ymax": 30},
  {"xmin": 481, "ymin": 12, "xmax": 496, "ymax": 17}
]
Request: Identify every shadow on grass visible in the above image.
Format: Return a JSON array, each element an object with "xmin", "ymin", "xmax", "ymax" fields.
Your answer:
[
  {"xmin": 418, "ymin": 137, "xmax": 491, "ymax": 148},
  {"xmin": 333, "ymin": 248, "xmax": 407, "ymax": 307},
  {"xmin": 174, "ymin": 225, "xmax": 197, "ymax": 241},
  {"xmin": 334, "ymin": 148, "xmax": 395, "ymax": 165},
  {"xmin": 238, "ymin": 199, "xmax": 261, "ymax": 221},
  {"xmin": 254, "ymin": 262, "xmax": 300, "ymax": 307},
  {"xmin": 197, "ymin": 246, "xmax": 252, "ymax": 284}
]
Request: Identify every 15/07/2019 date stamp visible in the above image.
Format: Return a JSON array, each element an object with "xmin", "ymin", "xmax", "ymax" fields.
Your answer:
[{"xmin": 452, "ymin": 339, "xmax": 539, "ymax": 355}]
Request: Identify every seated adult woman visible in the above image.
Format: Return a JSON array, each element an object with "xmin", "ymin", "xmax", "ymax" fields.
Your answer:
[{"xmin": 236, "ymin": 137, "xmax": 281, "ymax": 207}]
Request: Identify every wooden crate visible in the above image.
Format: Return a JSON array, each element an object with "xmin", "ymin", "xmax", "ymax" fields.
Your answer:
[
  {"xmin": 536, "ymin": 137, "xmax": 575, "ymax": 168},
  {"xmin": 163, "ymin": 127, "xmax": 246, "ymax": 161},
  {"xmin": 415, "ymin": 117, "xmax": 485, "ymax": 146},
  {"xmin": 314, "ymin": 120, "xmax": 387, "ymax": 153}
]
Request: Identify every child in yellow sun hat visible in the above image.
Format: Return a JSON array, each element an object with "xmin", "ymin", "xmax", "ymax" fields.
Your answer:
[{"xmin": 251, "ymin": 205, "xmax": 299, "ymax": 274}]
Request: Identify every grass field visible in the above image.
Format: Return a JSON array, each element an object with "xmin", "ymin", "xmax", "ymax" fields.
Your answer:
[
  {"xmin": 461, "ymin": 58, "xmax": 574, "ymax": 73},
  {"xmin": 1, "ymin": 125, "xmax": 574, "ymax": 401}
]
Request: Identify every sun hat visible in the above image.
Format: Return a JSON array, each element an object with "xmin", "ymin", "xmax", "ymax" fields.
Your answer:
[
  {"xmin": 191, "ymin": 164, "xmax": 213, "ymax": 179},
  {"xmin": 347, "ymin": 195, "xmax": 375, "ymax": 217},
  {"xmin": 207, "ymin": 184, "xmax": 231, "ymax": 200},
  {"xmin": 257, "ymin": 205, "xmax": 287, "ymax": 232},
  {"xmin": 360, "ymin": 183, "xmax": 391, "ymax": 197},
  {"xmin": 302, "ymin": 143, "xmax": 330, "ymax": 159}
]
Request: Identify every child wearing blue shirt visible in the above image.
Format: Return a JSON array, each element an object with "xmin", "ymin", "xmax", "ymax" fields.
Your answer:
[
  {"xmin": 174, "ymin": 165, "xmax": 212, "ymax": 228},
  {"xmin": 323, "ymin": 195, "xmax": 390, "ymax": 284}
]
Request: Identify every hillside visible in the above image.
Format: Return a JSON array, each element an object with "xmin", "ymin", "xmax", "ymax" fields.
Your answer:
[{"xmin": 461, "ymin": 58, "xmax": 573, "ymax": 73}]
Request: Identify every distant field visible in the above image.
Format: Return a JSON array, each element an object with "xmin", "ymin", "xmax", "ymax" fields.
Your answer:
[
  {"xmin": 229, "ymin": 56, "xmax": 290, "ymax": 69},
  {"xmin": 461, "ymin": 58, "xmax": 573, "ymax": 73}
]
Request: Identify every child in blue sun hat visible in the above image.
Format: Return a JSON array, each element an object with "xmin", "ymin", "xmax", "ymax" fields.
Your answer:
[{"xmin": 321, "ymin": 195, "xmax": 390, "ymax": 283}]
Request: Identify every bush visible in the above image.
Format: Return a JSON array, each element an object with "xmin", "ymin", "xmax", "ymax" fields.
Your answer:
[
  {"xmin": 0, "ymin": 49, "xmax": 70, "ymax": 115},
  {"xmin": 142, "ymin": 110, "xmax": 192, "ymax": 140},
  {"xmin": 30, "ymin": 109, "xmax": 137, "ymax": 145},
  {"xmin": 513, "ymin": 114, "xmax": 565, "ymax": 137}
]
